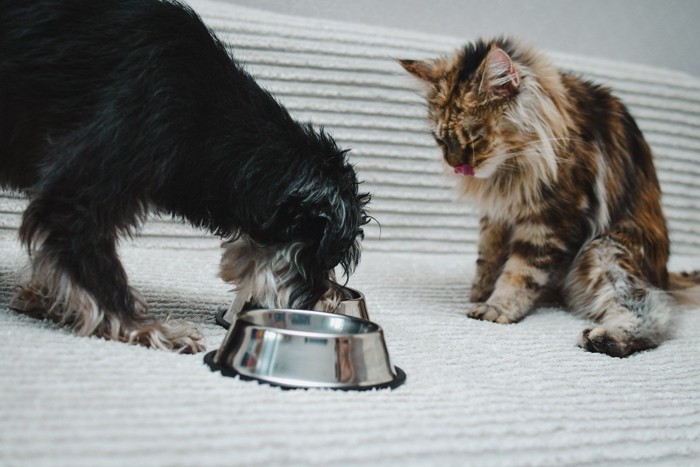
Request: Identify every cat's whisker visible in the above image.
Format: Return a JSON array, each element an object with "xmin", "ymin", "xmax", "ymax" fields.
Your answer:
[
  {"xmin": 468, "ymin": 149, "xmax": 581, "ymax": 180},
  {"xmin": 494, "ymin": 142, "xmax": 586, "ymax": 169},
  {"xmin": 507, "ymin": 138, "xmax": 594, "ymax": 154}
]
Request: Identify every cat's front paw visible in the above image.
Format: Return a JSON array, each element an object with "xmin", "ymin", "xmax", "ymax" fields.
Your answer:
[
  {"xmin": 467, "ymin": 303, "xmax": 515, "ymax": 324},
  {"xmin": 469, "ymin": 286, "xmax": 493, "ymax": 303},
  {"xmin": 578, "ymin": 327, "xmax": 656, "ymax": 358}
]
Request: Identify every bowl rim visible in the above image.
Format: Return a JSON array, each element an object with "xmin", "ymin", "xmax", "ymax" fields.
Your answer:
[
  {"xmin": 215, "ymin": 285, "xmax": 368, "ymax": 330},
  {"xmin": 232, "ymin": 307, "xmax": 380, "ymax": 338}
]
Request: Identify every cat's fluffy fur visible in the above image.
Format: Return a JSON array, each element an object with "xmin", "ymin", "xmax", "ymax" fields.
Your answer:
[
  {"xmin": 0, "ymin": 0, "xmax": 369, "ymax": 353},
  {"xmin": 401, "ymin": 37, "xmax": 700, "ymax": 357}
]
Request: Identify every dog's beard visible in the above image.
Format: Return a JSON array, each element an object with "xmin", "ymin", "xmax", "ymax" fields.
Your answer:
[
  {"xmin": 312, "ymin": 279, "xmax": 344, "ymax": 312},
  {"xmin": 219, "ymin": 235, "xmax": 344, "ymax": 312}
]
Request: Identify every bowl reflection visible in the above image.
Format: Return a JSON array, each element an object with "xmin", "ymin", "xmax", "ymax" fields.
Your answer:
[{"xmin": 205, "ymin": 308, "xmax": 405, "ymax": 390}]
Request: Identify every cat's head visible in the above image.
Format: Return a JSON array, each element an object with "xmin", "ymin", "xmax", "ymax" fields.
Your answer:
[{"xmin": 400, "ymin": 37, "xmax": 568, "ymax": 183}]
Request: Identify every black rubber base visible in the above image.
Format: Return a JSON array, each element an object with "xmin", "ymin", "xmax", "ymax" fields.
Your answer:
[
  {"xmin": 214, "ymin": 308, "xmax": 231, "ymax": 329},
  {"xmin": 215, "ymin": 303, "xmax": 260, "ymax": 329},
  {"xmin": 203, "ymin": 350, "xmax": 406, "ymax": 391}
]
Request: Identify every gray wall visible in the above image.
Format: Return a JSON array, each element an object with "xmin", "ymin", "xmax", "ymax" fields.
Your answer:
[{"xmin": 224, "ymin": 0, "xmax": 700, "ymax": 77}]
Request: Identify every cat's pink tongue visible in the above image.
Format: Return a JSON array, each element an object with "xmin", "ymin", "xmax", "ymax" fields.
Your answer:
[{"xmin": 454, "ymin": 163, "xmax": 474, "ymax": 176}]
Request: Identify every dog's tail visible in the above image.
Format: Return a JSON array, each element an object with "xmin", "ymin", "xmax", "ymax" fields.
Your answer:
[{"xmin": 668, "ymin": 270, "xmax": 700, "ymax": 306}]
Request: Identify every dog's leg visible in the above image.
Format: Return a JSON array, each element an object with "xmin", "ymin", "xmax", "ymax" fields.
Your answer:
[{"xmin": 14, "ymin": 197, "xmax": 204, "ymax": 353}]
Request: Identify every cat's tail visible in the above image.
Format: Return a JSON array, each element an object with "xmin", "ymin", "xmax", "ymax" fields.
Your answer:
[{"xmin": 668, "ymin": 271, "xmax": 700, "ymax": 307}]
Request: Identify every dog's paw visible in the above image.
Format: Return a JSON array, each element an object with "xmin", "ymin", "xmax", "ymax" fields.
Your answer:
[
  {"xmin": 466, "ymin": 303, "xmax": 515, "ymax": 324},
  {"xmin": 118, "ymin": 318, "xmax": 206, "ymax": 354},
  {"xmin": 13, "ymin": 280, "xmax": 205, "ymax": 353},
  {"xmin": 10, "ymin": 284, "xmax": 50, "ymax": 318},
  {"xmin": 578, "ymin": 326, "xmax": 656, "ymax": 358},
  {"xmin": 96, "ymin": 316, "xmax": 205, "ymax": 354}
]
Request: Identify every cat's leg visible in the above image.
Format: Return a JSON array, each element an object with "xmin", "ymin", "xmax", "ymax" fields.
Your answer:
[
  {"xmin": 468, "ymin": 222, "xmax": 562, "ymax": 323},
  {"xmin": 470, "ymin": 216, "xmax": 511, "ymax": 302},
  {"xmin": 565, "ymin": 235, "xmax": 673, "ymax": 357}
]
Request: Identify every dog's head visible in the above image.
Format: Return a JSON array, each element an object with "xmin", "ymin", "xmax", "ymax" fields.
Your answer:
[{"xmin": 221, "ymin": 126, "xmax": 370, "ymax": 311}]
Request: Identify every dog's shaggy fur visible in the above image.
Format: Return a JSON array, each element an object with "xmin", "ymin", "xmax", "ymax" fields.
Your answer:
[{"xmin": 0, "ymin": 0, "xmax": 369, "ymax": 353}]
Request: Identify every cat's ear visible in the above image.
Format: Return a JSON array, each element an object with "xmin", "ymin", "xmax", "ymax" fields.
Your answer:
[
  {"xmin": 479, "ymin": 48, "xmax": 520, "ymax": 97},
  {"xmin": 399, "ymin": 59, "xmax": 440, "ymax": 84}
]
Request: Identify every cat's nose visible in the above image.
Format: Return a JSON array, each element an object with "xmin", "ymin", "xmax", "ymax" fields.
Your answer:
[
  {"xmin": 444, "ymin": 136, "xmax": 473, "ymax": 167},
  {"xmin": 445, "ymin": 136, "xmax": 461, "ymax": 156},
  {"xmin": 445, "ymin": 150, "xmax": 466, "ymax": 167}
]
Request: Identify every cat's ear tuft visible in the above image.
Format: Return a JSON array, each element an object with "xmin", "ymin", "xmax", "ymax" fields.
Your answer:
[
  {"xmin": 399, "ymin": 59, "xmax": 439, "ymax": 83},
  {"xmin": 479, "ymin": 48, "xmax": 520, "ymax": 97}
]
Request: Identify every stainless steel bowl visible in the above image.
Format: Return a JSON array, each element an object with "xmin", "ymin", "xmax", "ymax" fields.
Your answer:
[
  {"xmin": 215, "ymin": 286, "xmax": 369, "ymax": 329},
  {"xmin": 205, "ymin": 308, "xmax": 405, "ymax": 390},
  {"xmin": 335, "ymin": 287, "xmax": 369, "ymax": 320}
]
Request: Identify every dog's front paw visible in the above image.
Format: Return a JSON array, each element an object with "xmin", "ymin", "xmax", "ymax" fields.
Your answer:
[
  {"xmin": 10, "ymin": 285, "xmax": 43, "ymax": 316},
  {"xmin": 118, "ymin": 318, "xmax": 205, "ymax": 354},
  {"xmin": 467, "ymin": 303, "xmax": 515, "ymax": 324},
  {"xmin": 578, "ymin": 327, "xmax": 655, "ymax": 358}
]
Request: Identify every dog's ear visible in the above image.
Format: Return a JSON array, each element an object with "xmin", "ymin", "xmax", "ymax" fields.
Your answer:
[
  {"xmin": 287, "ymin": 264, "xmax": 324, "ymax": 309},
  {"xmin": 316, "ymin": 215, "xmax": 347, "ymax": 271},
  {"xmin": 314, "ymin": 190, "xmax": 369, "ymax": 279}
]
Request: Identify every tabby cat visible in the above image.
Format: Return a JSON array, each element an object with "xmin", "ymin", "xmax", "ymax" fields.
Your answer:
[{"xmin": 400, "ymin": 37, "xmax": 699, "ymax": 357}]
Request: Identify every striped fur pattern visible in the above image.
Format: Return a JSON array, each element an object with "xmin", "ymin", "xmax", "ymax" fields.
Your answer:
[{"xmin": 401, "ymin": 37, "xmax": 699, "ymax": 357}]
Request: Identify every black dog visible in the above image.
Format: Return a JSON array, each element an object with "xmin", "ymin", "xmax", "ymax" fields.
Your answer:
[{"xmin": 0, "ymin": 0, "xmax": 369, "ymax": 352}]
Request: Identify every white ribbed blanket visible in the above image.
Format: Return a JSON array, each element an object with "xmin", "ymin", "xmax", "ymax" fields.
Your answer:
[{"xmin": 1, "ymin": 1, "xmax": 698, "ymax": 465}]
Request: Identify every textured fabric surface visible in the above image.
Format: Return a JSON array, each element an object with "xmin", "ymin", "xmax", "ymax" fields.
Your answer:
[
  {"xmin": 2, "ymin": 1, "xmax": 700, "ymax": 256},
  {"xmin": 1, "ymin": 1, "xmax": 699, "ymax": 466},
  {"xmin": 1, "ymin": 243, "xmax": 699, "ymax": 466}
]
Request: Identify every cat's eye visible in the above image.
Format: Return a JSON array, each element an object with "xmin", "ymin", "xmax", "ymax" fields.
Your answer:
[{"xmin": 467, "ymin": 135, "xmax": 482, "ymax": 146}]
